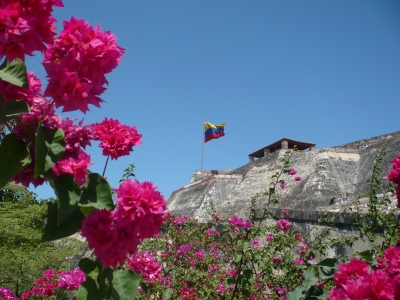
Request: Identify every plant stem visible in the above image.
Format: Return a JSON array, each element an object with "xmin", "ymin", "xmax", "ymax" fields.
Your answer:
[{"xmin": 102, "ymin": 155, "xmax": 110, "ymax": 178}]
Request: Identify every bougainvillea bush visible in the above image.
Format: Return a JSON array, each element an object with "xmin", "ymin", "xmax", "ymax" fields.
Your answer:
[
  {"xmin": 1, "ymin": 1, "xmax": 400, "ymax": 299},
  {"xmin": 0, "ymin": 0, "xmax": 167, "ymax": 299}
]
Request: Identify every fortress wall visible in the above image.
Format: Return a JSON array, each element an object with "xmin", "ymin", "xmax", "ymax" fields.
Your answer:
[
  {"xmin": 254, "ymin": 207, "xmax": 397, "ymax": 257},
  {"xmin": 168, "ymin": 132, "xmax": 400, "ymax": 225}
]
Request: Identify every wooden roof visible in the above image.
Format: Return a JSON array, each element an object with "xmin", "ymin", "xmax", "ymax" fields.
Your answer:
[{"xmin": 248, "ymin": 138, "xmax": 316, "ymax": 158}]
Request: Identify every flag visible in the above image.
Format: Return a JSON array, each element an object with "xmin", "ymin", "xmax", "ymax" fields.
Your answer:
[{"xmin": 204, "ymin": 122, "xmax": 225, "ymax": 143}]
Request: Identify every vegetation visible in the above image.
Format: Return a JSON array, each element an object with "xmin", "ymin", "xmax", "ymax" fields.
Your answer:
[{"xmin": 0, "ymin": 187, "xmax": 83, "ymax": 297}]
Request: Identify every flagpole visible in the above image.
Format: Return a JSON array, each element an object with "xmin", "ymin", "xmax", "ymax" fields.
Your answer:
[{"xmin": 201, "ymin": 121, "xmax": 204, "ymax": 171}]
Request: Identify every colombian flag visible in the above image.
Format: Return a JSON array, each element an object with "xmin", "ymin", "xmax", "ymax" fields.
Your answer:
[{"xmin": 204, "ymin": 122, "xmax": 225, "ymax": 143}]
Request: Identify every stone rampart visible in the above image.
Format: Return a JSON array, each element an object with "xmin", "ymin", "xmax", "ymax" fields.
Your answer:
[{"xmin": 167, "ymin": 131, "xmax": 400, "ymax": 222}]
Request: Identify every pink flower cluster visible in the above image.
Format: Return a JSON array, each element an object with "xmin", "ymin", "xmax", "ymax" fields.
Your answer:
[
  {"xmin": 21, "ymin": 268, "xmax": 85, "ymax": 299},
  {"xmin": 0, "ymin": 71, "xmax": 42, "ymax": 106},
  {"xmin": 10, "ymin": 91, "xmax": 94, "ymax": 187},
  {"xmin": 81, "ymin": 179, "xmax": 167, "ymax": 268},
  {"xmin": 328, "ymin": 246, "xmax": 400, "ymax": 300},
  {"xmin": 91, "ymin": 118, "xmax": 142, "ymax": 160},
  {"xmin": 43, "ymin": 17, "xmax": 125, "ymax": 112},
  {"xmin": 172, "ymin": 215, "xmax": 189, "ymax": 226},
  {"xmin": 387, "ymin": 154, "xmax": 400, "ymax": 208},
  {"xmin": 228, "ymin": 215, "xmax": 252, "ymax": 228},
  {"xmin": 126, "ymin": 251, "xmax": 162, "ymax": 283},
  {"xmin": 0, "ymin": 0, "xmax": 63, "ymax": 62},
  {"xmin": 276, "ymin": 219, "xmax": 292, "ymax": 232},
  {"xmin": 205, "ymin": 228, "xmax": 220, "ymax": 238},
  {"xmin": 0, "ymin": 287, "xmax": 17, "ymax": 300}
]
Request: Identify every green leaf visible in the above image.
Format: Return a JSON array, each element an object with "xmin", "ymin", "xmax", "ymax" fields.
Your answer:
[
  {"xmin": 0, "ymin": 134, "xmax": 31, "ymax": 188},
  {"xmin": 163, "ymin": 288, "xmax": 173, "ymax": 299},
  {"xmin": 317, "ymin": 258, "xmax": 338, "ymax": 279},
  {"xmin": 34, "ymin": 125, "xmax": 65, "ymax": 178},
  {"xmin": 316, "ymin": 258, "xmax": 338, "ymax": 268},
  {"xmin": 354, "ymin": 250, "xmax": 374, "ymax": 263},
  {"xmin": 53, "ymin": 174, "xmax": 81, "ymax": 225},
  {"xmin": 41, "ymin": 199, "xmax": 85, "ymax": 242},
  {"xmin": 286, "ymin": 285, "xmax": 308, "ymax": 300},
  {"xmin": 80, "ymin": 173, "xmax": 114, "ymax": 210},
  {"xmin": 79, "ymin": 202, "xmax": 106, "ymax": 217},
  {"xmin": 0, "ymin": 58, "xmax": 28, "ymax": 88},
  {"xmin": 112, "ymin": 269, "xmax": 140, "ymax": 300},
  {"xmin": 242, "ymin": 241, "xmax": 250, "ymax": 252},
  {"xmin": 302, "ymin": 269, "xmax": 319, "ymax": 290},
  {"xmin": 234, "ymin": 253, "xmax": 242, "ymax": 262},
  {"xmin": 0, "ymin": 99, "xmax": 30, "ymax": 123},
  {"xmin": 315, "ymin": 289, "xmax": 330, "ymax": 300},
  {"xmin": 76, "ymin": 258, "xmax": 107, "ymax": 300}
]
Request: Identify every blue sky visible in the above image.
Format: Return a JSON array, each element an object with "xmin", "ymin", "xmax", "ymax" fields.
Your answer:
[{"xmin": 27, "ymin": 0, "xmax": 400, "ymax": 201}]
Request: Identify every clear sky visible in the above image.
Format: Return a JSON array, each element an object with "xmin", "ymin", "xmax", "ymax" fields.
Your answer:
[{"xmin": 27, "ymin": 0, "xmax": 400, "ymax": 201}]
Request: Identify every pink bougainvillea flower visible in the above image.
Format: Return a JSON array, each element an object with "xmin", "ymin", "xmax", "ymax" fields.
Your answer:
[
  {"xmin": 281, "ymin": 209, "xmax": 290, "ymax": 218},
  {"xmin": 114, "ymin": 179, "xmax": 167, "ymax": 240},
  {"xmin": 228, "ymin": 215, "xmax": 252, "ymax": 228},
  {"xmin": 293, "ymin": 257, "xmax": 304, "ymax": 265},
  {"xmin": 295, "ymin": 176, "xmax": 302, "ymax": 181},
  {"xmin": 0, "ymin": 71, "xmax": 42, "ymax": 106},
  {"xmin": 126, "ymin": 252, "xmax": 162, "ymax": 283},
  {"xmin": 57, "ymin": 268, "xmax": 86, "ymax": 290},
  {"xmin": 12, "ymin": 160, "xmax": 46, "ymax": 188},
  {"xmin": 12, "ymin": 96, "xmax": 62, "ymax": 142},
  {"xmin": 280, "ymin": 182, "xmax": 286, "ymax": 189},
  {"xmin": 288, "ymin": 168, "xmax": 297, "ymax": 175},
  {"xmin": 299, "ymin": 244, "xmax": 310, "ymax": 256},
  {"xmin": 266, "ymin": 234, "xmax": 274, "ymax": 241},
  {"xmin": 388, "ymin": 168, "xmax": 400, "ymax": 185},
  {"xmin": 251, "ymin": 238, "xmax": 259, "ymax": 249},
  {"xmin": 295, "ymin": 232, "xmax": 304, "ymax": 242},
  {"xmin": 391, "ymin": 156, "xmax": 400, "ymax": 170},
  {"xmin": 52, "ymin": 149, "xmax": 91, "ymax": 185},
  {"xmin": 60, "ymin": 118, "xmax": 93, "ymax": 153},
  {"xmin": 0, "ymin": 0, "xmax": 63, "ymax": 62},
  {"xmin": 333, "ymin": 258, "xmax": 370, "ymax": 287},
  {"xmin": 91, "ymin": 118, "xmax": 142, "ymax": 160},
  {"xmin": 0, "ymin": 287, "xmax": 17, "ymax": 300},
  {"xmin": 172, "ymin": 215, "xmax": 189, "ymax": 226},
  {"xmin": 273, "ymin": 257, "xmax": 282, "ymax": 264},
  {"xmin": 81, "ymin": 209, "xmax": 130, "ymax": 268},
  {"xmin": 276, "ymin": 219, "xmax": 292, "ymax": 232},
  {"xmin": 43, "ymin": 17, "xmax": 124, "ymax": 112}
]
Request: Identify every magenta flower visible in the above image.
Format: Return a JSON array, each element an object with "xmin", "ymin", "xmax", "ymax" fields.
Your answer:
[
  {"xmin": 277, "ymin": 219, "xmax": 292, "ymax": 232},
  {"xmin": 114, "ymin": 179, "xmax": 167, "ymax": 240},
  {"xmin": 127, "ymin": 252, "xmax": 162, "ymax": 283},
  {"xmin": 293, "ymin": 257, "xmax": 304, "ymax": 265},
  {"xmin": 280, "ymin": 182, "xmax": 286, "ymax": 189},
  {"xmin": 295, "ymin": 176, "xmax": 302, "ymax": 181},
  {"xmin": 0, "ymin": 287, "xmax": 17, "ymax": 300},
  {"xmin": 52, "ymin": 149, "xmax": 91, "ymax": 185},
  {"xmin": 288, "ymin": 168, "xmax": 297, "ymax": 175},
  {"xmin": 273, "ymin": 257, "xmax": 282, "ymax": 264},
  {"xmin": 228, "ymin": 215, "xmax": 252, "ymax": 228},
  {"xmin": 43, "ymin": 17, "xmax": 125, "ymax": 112},
  {"xmin": 0, "ymin": 0, "xmax": 63, "ymax": 62},
  {"xmin": 281, "ymin": 209, "xmax": 290, "ymax": 218},
  {"xmin": 266, "ymin": 234, "xmax": 274, "ymax": 241},
  {"xmin": 251, "ymin": 238, "xmax": 259, "ymax": 249},
  {"xmin": 58, "ymin": 268, "xmax": 86, "ymax": 290},
  {"xmin": 92, "ymin": 118, "xmax": 142, "ymax": 160},
  {"xmin": 172, "ymin": 215, "xmax": 189, "ymax": 226}
]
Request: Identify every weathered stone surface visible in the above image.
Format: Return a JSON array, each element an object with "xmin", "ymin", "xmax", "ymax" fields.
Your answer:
[{"xmin": 167, "ymin": 131, "xmax": 400, "ymax": 220}]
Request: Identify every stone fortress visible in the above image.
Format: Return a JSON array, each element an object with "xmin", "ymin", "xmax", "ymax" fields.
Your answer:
[{"xmin": 167, "ymin": 131, "xmax": 400, "ymax": 221}]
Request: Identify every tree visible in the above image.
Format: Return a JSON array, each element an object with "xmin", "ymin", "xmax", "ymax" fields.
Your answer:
[{"xmin": 0, "ymin": 187, "xmax": 83, "ymax": 297}]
